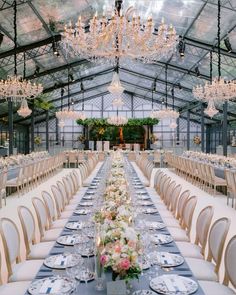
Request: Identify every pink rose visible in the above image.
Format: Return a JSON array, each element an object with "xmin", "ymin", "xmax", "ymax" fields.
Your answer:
[
  {"xmin": 100, "ymin": 255, "xmax": 109, "ymax": 265},
  {"xmin": 119, "ymin": 258, "xmax": 131, "ymax": 270}
]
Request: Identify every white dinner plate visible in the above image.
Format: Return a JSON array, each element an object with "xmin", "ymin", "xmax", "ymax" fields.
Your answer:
[
  {"xmin": 150, "ymin": 275, "xmax": 198, "ymax": 294},
  {"xmin": 44, "ymin": 253, "xmax": 82, "ymax": 269},
  {"xmin": 151, "ymin": 234, "xmax": 173, "ymax": 245},
  {"xmin": 56, "ymin": 234, "xmax": 89, "ymax": 246},
  {"xmin": 28, "ymin": 276, "xmax": 74, "ymax": 294}
]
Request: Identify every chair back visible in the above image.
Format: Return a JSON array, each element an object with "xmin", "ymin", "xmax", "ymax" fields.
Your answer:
[
  {"xmin": 168, "ymin": 184, "xmax": 182, "ymax": 212},
  {"xmin": 208, "ymin": 217, "xmax": 230, "ymax": 273},
  {"xmin": 51, "ymin": 184, "xmax": 65, "ymax": 214},
  {"xmin": 32, "ymin": 197, "xmax": 49, "ymax": 237},
  {"xmin": 176, "ymin": 190, "xmax": 190, "ymax": 220},
  {"xmin": 224, "ymin": 235, "xmax": 236, "ymax": 288},
  {"xmin": 58, "ymin": 180, "xmax": 70, "ymax": 204},
  {"xmin": 42, "ymin": 191, "xmax": 57, "ymax": 224},
  {"xmin": 195, "ymin": 206, "xmax": 214, "ymax": 254},
  {"xmin": 0, "ymin": 218, "xmax": 20, "ymax": 277},
  {"xmin": 18, "ymin": 206, "xmax": 36, "ymax": 256},
  {"xmin": 182, "ymin": 196, "xmax": 197, "ymax": 234},
  {"xmin": 164, "ymin": 181, "xmax": 176, "ymax": 206}
]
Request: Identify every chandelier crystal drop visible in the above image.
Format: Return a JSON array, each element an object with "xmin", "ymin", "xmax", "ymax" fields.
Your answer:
[
  {"xmin": 112, "ymin": 97, "xmax": 124, "ymax": 107},
  {"xmin": 17, "ymin": 99, "xmax": 32, "ymax": 118},
  {"xmin": 63, "ymin": 7, "xmax": 178, "ymax": 64},
  {"xmin": 108, "ymin": 72, "xmax": 125, "ymax": 96},
  {"xmin": 150, "ymin": 110, "xmax": 160, "ymax": 119},
  {"xmin": 107, "ymin": 115, "xmax": 128, "ymax": 126},
  {"xmin": 204, "ymin": 100, "xmax": 219, "ymax": 118},
  {"xmin": 169, "ymin": 120, "xmax": 178, "ymax": 129},
  {"xmin": 58, "ymin": 119, "xmax": 65, "ymax": 128},
  {"xmin": 78, "ymin": 111, "xmax": 86, "ymax": 120}
]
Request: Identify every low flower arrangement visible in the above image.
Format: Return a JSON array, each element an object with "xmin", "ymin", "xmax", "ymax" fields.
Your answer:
[{"xmin": 95, "ymin": 152, "xmax": 142, "ymax": 282}]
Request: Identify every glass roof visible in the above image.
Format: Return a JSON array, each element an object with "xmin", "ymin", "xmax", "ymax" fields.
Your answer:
[{"xmin": 0, "ymin": 0, "xmax": 236, "ymax": 126}]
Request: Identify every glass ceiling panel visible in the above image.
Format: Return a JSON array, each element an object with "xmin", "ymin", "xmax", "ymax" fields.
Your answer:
[
  {"xmin": 0, "ymin": 3, "xmax": 49, "ymax": 45},
  {"xmin": 187, "ymin": 3, "xmax": 236, "ymax": 43}
]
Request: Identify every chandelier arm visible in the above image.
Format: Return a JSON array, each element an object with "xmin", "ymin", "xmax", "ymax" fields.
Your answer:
[
  {"xmin": 13, "ymin": 0, "xmax": 17, "ymax": 76},
  {"xmin": 217, "ymin": 0, "xmax": 221, "ymax": 79}
]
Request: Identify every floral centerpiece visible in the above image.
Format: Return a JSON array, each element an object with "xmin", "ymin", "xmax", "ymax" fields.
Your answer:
[{"xmin": 100, "ymin": 220, "xmax": 142, "ymax": 281}]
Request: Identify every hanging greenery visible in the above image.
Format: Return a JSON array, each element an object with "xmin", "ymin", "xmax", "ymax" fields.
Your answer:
[
  {"xmin": 76, "ymin": 117, "xmax": 159, "ymax": 127},
  {"xmin": 34, "ymin": 93, "xmax": 54, "ymax": 110}
]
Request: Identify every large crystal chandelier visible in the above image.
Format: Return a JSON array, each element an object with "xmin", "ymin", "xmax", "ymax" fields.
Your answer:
[
  {"xmin": 153, "ymin": 66, "xmax": 179, "ymax": 128},
  {"xmin": 107, "ymin": 108, "xmax": 128, "ymax": 126},
  {"xmin": 193, "ymin": 0, "xmax": 236, "ymax": 117},
  {"xmin": 112, "ymin": 97, "xmax": 124, "ymax": 107},
  {"xmin": 63, "ymin": 0, "xmax": 178, "ymax": 64},
  {"xmin": 0, "ymin": 0, "xmax": 43, "ymax": 103},
  {"xmin": 55, "ymin": 73, "xmax": 79, "ymax": 123},
  {"xmin": 17, "ymin": 99, "xmax": 32, "ymax": 118}
]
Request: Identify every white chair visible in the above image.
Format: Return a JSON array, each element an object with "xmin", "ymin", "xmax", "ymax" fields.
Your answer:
[
  {"xmin": 0, "ymin": 218, "xmax": 43, "ymax": 282},
  {"xmin": 32, "ymin": 197, "xmax": 62, "ymax": 242},
  {"xmin": 42, "ymin": 191, "xmax": 68, "ymax": 229},
  {"xmin": 168, "ymin": 196, "xmax": 197, "ymax": 242},
  {"xmin": 18, "ymin": 206, "xmax": 54, "ymax": 259},
  {"xmin": 186, "ymin": 217, "xmax": 230, "ymax": 281},
  {"xmin": 51, "ymin": 185, "xmax": 74, "ymax": 219},
  {"xmin": 0, "ymin": 169, "xmax": 7, "ymax": 208},
  {"xmin": 176, "ymin": 206, "xmax": 214, "ymax": 259},
  {"xmin": 199, "ymin": 235, "xmax": 236, "ymax": 295}
]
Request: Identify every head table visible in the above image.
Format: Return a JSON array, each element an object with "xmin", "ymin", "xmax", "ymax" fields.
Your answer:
[{"xmin": 24, "ymin": 153, "xmax": 204, "ymax": 295}]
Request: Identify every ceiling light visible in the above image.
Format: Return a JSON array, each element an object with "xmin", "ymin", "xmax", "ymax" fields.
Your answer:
[
  {"xmin": 169, "ymin": 120, "xmax": 178, "ymax": 129},
  {"xmin": 108, "ymin": 72, "xmax": 125, "ymax": 96},
  {"xmin": 112, "ymin": 97, "xmax": 124, "ymax": 107},
  {"xmin": 17, "ymin": 99, "xmax": 32, "ymax": 118},
  {"xmin": 178, "ymin": 37, "xmax": 185, "ymax": 57},
  {"xmin": 63, "ymin": 3, "xmax": 178, "ymax": 64},
  {"xmin": 107, "ymin": 115, "xmax": 128, "ymax": 126},
  {"xmin": 224, "ymin": 37, "xmax": 232, "ymax": 53},
  {"xmin": 58, "ymin": 120, "xmax": 65, "ymax": 128},
  {"xmin": 204, "ymin": 100, "xmax": 219, "ymax": 118}
]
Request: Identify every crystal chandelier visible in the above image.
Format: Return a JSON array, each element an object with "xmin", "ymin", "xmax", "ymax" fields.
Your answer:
[
  {"xmin": 108, "ymin": 72, "xmax": 125, "ymax": 96},
  {"xmin": 107, "ymin": 115, "xmax": 128, "ymax": 126},
  {"xmin": 169, "ymin": 120, "xmax": 178, "ymax": 129},
  {"xmin": 17, "ymin": 99, "xmax": 32, "ymax": 118},
  {"xmin": 154, "ymin": 66, "xmax": 179, "ymax": 125},
  {"xmin": 193, "ymin": 0, "xmax": 236, "ymax": 117},
  {"xmin": 204, "ymin": 100, "xmax": 219, "ymax": 118},
  {"xmin": 0, "ymin": 1, "xmax": 43, "ymax": 103},
  {"xmin": 56, "ymin": 73, "xmax": 79, "ymax": 123},
  {"xmin": 63, "ymin": 0, "xmax": 178, "ymax": 64}
]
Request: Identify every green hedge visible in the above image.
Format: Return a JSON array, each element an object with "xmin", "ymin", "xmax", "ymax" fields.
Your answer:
[{"xmin": 76, "ymin": 117, "xmax": 159, "ymax": 127}]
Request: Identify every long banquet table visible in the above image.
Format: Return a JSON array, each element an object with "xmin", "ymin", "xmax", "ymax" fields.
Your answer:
[{"xmin": 25, "ymin": 156, "xmax": 205, "ymax": 295}]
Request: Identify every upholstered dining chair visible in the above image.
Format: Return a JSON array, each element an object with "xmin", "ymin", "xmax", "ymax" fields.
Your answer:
[
  {"xmin": 0, "ymin": 169, "xmax": 7, "ymax": 208},
  {"xmin": 0, "ymin": 218, "xmax": 43, "ymax": 282},
  {"xmin": 18, "ymin": 206, "xmax": 54, "ymax": 259},
  {"xmin": 155, "ymin": 180, "xmax": 176, "ymax": 210},
  {"xmin": 185, "ymin": 217, "xmax": 230, "ymax": 281},
  {"xmin": 199, "ymin": 234, "xmax": 236, "ymax": 295},
  {"xmin": 176, "ymin": 205, "xmax": 214, "ymax": 259},
  {"xmin": 32, "ymin": 197, "xmax": 62, "ymax": 242},
  {"xmin": 0, "ymin": 249, "xmax": 31, "ymax": 295},
  {"xmin": 51, "ymin": 185, "xmax": 74, "ymax": 219},
  {"xmin": 160, "ymin": 190, "xmax": 191, "ymax": 228},
  {"xmin": 168, "ymin": 195, "xmax": 197, "ymax": 242},
  {"xmin": 41, "ymin": 191, "xmax": 68, "ymax": 229}
]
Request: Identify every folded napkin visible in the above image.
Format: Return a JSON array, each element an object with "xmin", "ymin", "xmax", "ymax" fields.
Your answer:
[
  {"xmin": 39, "ymin": 278, "xmax": 63, "ymax": 294},
  {"xmin": 66, "ymin": 235, "xmax": 76, "ymax": 244},
  {"xmin": 160, "ymin": 253, "xmax": 174, "ymax": 265},
  {"xmin": 54, "ymin": 255, "xmax": 70, "ymax": 266},
  {"xmin": 162, "ymin": 275, "xmax": 187, "ymax": 292}
]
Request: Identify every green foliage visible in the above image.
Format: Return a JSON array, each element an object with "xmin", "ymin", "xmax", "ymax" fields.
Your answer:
[
  {"xmin": 77, "ymin": 117, "xmax": 158, "ymax": 127},
  {"xmin": 34, "ymin": 93, "xmax": 54, "ymax": 110}
]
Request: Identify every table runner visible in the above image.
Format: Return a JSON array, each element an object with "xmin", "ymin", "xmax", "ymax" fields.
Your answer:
[{"xmin": 25, "ymin": 156, "xmax": 205, "ymax": 294}]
